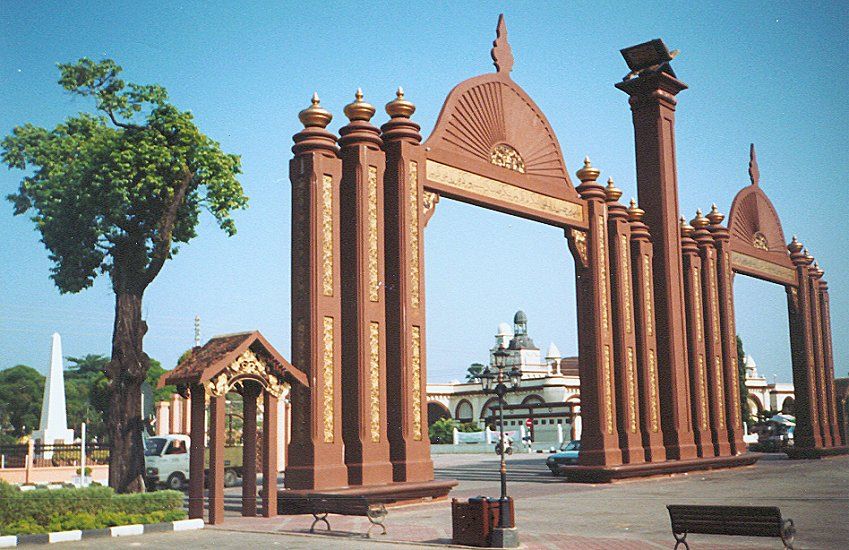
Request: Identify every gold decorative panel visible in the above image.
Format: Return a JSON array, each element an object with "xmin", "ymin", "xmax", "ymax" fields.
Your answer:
[
  {"xmin": 205, "ymin": 348, "xmax": 290, "ymax": 398},
  {"xmin": 731, "ymin": 357, "xmax": 741, "ymax": 427},
  {"xmin": 598, "ymin": 216, "xmax": 609, "ymax": 333},
  {"xmin": 731, "ymin": 251, "xmax": 796, "ymax": 285},
  {"xmin": 426, "ymin": 160, "xmax": 584, "ymax": 225},
  {"xmin": 409, "ymin": 162, "xmax": 421, "ymax": 308},
  {"xmin": 753, "ymin": 232, "xmax": 768, "ymax": 251},
  {"xmin": 369, "ymin": 322, "xmax": 381, "ymax": 442},
  {"xmin": 603, "ymin": 344, "xmax": 614, "ymax": 435},
  {"xmin": 648, "ymin": 349, "xmax": 659, "ymax": 432},
  {"xmin": 321, "ymin": 175, "xmax": 334, "ymax": 296},
  {"xmin": 571, "ymin": 229, "xmax": 588, "ymax": 267},
  {"xmin": 322, "ymin": 316, "xmax": 335, "ymax": 443},
  {"xmin": 693, "ymin": 267, "xmax": 703, "ymax": 343},
  {"xmin": 490, "ymin": 143, "xmax": 525, "ymax": 173},
  {"xmin": 714, "ymin": 356, "xmax": 726, "ymax": 429},
  {"xmin": 643, "ymin": 254, "xmax": 654, "ymax": 336},
  {"xmin": 411, "ymin": 326, "xmax": 423, "ymax": 441},
  {"xmin": 627, "ymin": 347, "xmax": 637, "ymax": 433},
  {"xmin": 367, "ymin": 166, "xmax": 380, "ymax": 302},
  {"xmin": 620, "ymin": 234, "xmax": 633, "ymax": 334},
  {"xmin": 698, "ymin": 354, "xmax": 708, "ymax": 430},
  {"xmin": 709, "ymin": 259, "xmax": 721, "ymax": 344}
]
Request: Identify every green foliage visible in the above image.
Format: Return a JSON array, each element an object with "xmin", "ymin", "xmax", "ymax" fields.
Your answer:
[
  {"xmin": 0, "ymin": 365, "xmax": 44, "ymax": 438},
  {"xmin": 736, "ymin": 335, "xmax": 753, "ymax": 425},
  {"xmin": 466, "ymin": 362, "xmax": 485, "ymax": 382},
  {"xmin": 146, "ymin": 359, "xmax": 176, "ymax": 402},
  {"xmin": 429, "ymin": 417, "xmax": 456, "ymax": 444},
  {"xmin": 2, "ymin": 58, "xmax": 247, "ymax": 294},
  {"xmin": 457, "ymin": 421, "xmax": 482, "ymax": 433},
  {"xmin": 0, "ymin": 481, "xmax": 184, "ymax": 535}
]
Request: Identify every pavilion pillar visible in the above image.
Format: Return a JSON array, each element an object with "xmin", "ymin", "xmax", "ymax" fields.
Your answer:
[
  {"xmin": 207, "ymin": 394, "xmax": 225, "ymax": 525},
  {"xmin": 808, "ymin": 264, "xmax": 832, "ymax": 447},
  {"xmin": 568, "ymin": 158, "xmax": 621, "ymax": 467},
  {"xmin": 262, "ymin": 393, "xmax": 278, "ymax": 517},
  {"xmin": 616, "ymin": 71, "xmax": 697, "ymax": 460},
  {"xmin": 604, "ymin": 181, "xmax": 645, "ymax": 464},
  {"xmin": 708, "ymin": 213, "xmax": 746, "ymax": 455},
  {"xmin": 286, "ymin": 95, "xmax": 348, "ymax": 490},
  {"xmin": 241, "ymin": 382, "xmax": 260, "ymax": 517},
  {"xmin": 338, "ymin": 90, "xmax": 393, "ymax": 486},
  {"xmin": 381, "ymin": 89, "xmax": 433, "ymax": 482},
  {"xmin": 627, "ymin": 201, "xmax": 666, "ymax": 462},
  {"xmin": 786, "ymin": 238, "xmax": 823, "ymax": 449},
  {"xmin": 188, "ymin": 384, "xmax": 206, "ymax": 520},
  {"xmin": 818, "ymin": 280, "xmax": 843, "ymax": 446},
  {"xmin": 680, "ymin": 217, "xmax": 712, "ymax": 457},
  {"xmin": 695, "ymin": 208, "xmax": 731, "ymax": 457}
]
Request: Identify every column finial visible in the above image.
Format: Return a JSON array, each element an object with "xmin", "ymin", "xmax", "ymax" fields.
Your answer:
[{"xmin": 491, "ymin": 14, "xmax": 514, "ymax": 74}]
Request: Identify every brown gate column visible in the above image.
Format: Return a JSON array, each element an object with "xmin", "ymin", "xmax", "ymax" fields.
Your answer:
[
  {"xmin": 207, "ymin": 393, "xmax": 225, "ymax": 525},
  {"xmin": 262, "ymin": 393, "xmax": 278, "ymax": 517},
  {"xmin": 818, "ymin": 279, "xmax": 843, "ymax": 446},
  {"xmin": 707, "ymin": 209, "xmax": 746, "ymax": 455},
  {"xmin": 808, "ymin": 263, "xmax": 833, "ymax": 447},
  {"xmin": 627, "ymin": 201, "xmax": 666, "ymax": 462},
  {"xmin": 680, "ymin": 217, "xmax": 712, "ymax": 457},
  {"xmin": 605, "ymin": 181, "xmax": 645, "ymax": 464},
  {"xmin": 381, "ymin": 89, "xmax": 434, "ymax": 482},
  {"xmin": 188, "ymin": 383, "xmax": 206, "ymax": 519},
  {"xmin": 569, "ymin": 158, "xmax": 622, "ymax": 466},
  {"xmin": 338, "ymin": 91, "xmax": 394, "ymax": 486},
  {"xmin": 286, "ymin": 95, "xmax": 348, "ymax": 490},
  {"xmin": 786, "ymin": 238, "xmax": 823, "ymax": 450},
  {"xmin": 241, "ymin": 382, "xmax": 260, "ymax": 517},
  {"xmin": 616, "ymin": 68, "xmax": 697, "ymax": 460},
  {"xmin": 694, "ymin": 209, "xmax": 731, "ymax": 456}
]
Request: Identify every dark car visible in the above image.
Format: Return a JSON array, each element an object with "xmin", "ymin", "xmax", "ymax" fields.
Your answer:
[{"xmin": 546, "ymin": 439, "xmax": 580, "ymax": 475}]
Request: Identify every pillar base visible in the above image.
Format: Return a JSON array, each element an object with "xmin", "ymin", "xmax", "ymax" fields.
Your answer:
[
  {"xmin": 560, "ymin": 453, "xmax": 760, "ymax": 483},
  {"xmin": 391, "ymin": 456, "xmax": 435, "ymax": 483},
  {"xmin": 785, "ymin": 445, "xmax": 849, "ymax": 459},
  {"xmin": 490, "ymin": 527, "xmax": 520, "ymax": 548},
  {"xmin": 284, "ymin": 462, "xmax": 349, "ymax": 491}
]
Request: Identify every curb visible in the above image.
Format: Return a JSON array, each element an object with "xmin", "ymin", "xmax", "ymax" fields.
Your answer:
[{"xmin": 1, "ymin": 519, "xmax": 203, "ymax": 547}]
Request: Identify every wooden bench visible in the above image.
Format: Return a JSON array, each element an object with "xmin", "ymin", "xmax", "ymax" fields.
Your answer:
[
  {"xmin": 306, "ymin": 495, "xmax": 388, "ymax": 537},
  {"xmin": 667, "ymin": 505, "xmax": 795, "ymax": 549}
]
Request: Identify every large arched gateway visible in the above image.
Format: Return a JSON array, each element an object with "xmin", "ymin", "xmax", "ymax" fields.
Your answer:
[{"xmin": 277, "ymin": 15, "xmax": 845, "ymax": 503}]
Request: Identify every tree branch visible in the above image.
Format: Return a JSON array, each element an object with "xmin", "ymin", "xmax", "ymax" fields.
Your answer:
[
  {"xmin": 144, "ymin": 168, "xmax": 193, "ymax": 285},
  {"xmin": 105, "ymin": 108, "xmax": 142, "ymax": 131}
]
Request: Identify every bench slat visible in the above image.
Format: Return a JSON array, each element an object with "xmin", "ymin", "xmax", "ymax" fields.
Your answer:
[{"xmin": 667, "ymin": 505, "xmax": 789, "ymax": 539}]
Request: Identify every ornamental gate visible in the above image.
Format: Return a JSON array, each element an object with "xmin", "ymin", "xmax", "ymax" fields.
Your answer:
[{"xmin": 285, "ymin": 15, "xmax": 845, "ymax": 492}]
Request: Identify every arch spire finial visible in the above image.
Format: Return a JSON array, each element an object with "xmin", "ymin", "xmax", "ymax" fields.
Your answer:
[
  {"xmin": 491, "ymin": 14, "xmax": 514, "ymax": 74},
  {"xmin": 749, "ymin": 143, "xmax": 760, "ymax": 186}
]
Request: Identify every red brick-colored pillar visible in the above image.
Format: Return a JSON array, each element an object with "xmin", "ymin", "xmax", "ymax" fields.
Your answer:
[
  {"xmin": 286, "ymin": 94, "xmax": 348, "ymax": 490},
  {"xmin": 707, "ymin": 210, "xmax": 746, "ymax": 455},
  {"xmin": 241, "ymin": 382, "xmax": 260, "ymax": 517},
  {"xmin": 262, "ymin": 393, "xmax": 278, "ymax": 517},
  {"xmin": 616, "ymin": 71, "xmax": 697, "ymax": 460},
  {"xmin": 338, "ymin": 90, "xmax": 394, "ymax": 486},
  {"xmin": 208, "ymin": 394, "xmax": 225, "ymax": 525},
  {"xmin": 786, "ymin": 237, "xmax": 823, "ymax": 450},
  {"xmin": 808, "ymin": 263, "xmax": 833, "ymax": 447},
  {"xmin": 568, "ymin": 158, "xmax": 621, "ymax": 466},
  {"xmin": 381, "ymin": 89, "xmax": 434, "ymax": 482},
  {"xmin": 604, "ymin": 181, "xmax": 645, "ymax": 464},
  {"xmin": 188, "ymin": 384, "xmax": 206, "ymax": 519},
  {"xmin": 818, "ymin": 279, "xmax": 843, "ymax": 446},
  {"xmin": 695, "ymin": 208, "xmax": 731, "ymax": 457},
  {"xmin": 627, "ymin": 200, "xmax": 666, "ymax": 462},
  {"xmin": 680, "ymin": 216, "xmax": 711, "ymax": 457}
]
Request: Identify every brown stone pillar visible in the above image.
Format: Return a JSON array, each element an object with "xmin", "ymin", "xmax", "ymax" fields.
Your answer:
[
  {"xmin": 616, "ymin": 71, "xmax": 697, "ymax": 460},
  {"xmin": 604, "ymin": 181, "xmax": 645, "ymax": 464},
  {"xmin": 808, "ymin": 264, "xmax": 833, "ymax": 447},
  {"xmin": 694, "ymin": 209, "xmax": 731, "ymax": 456},
  {"xmin": 338, "ymin": 90, "xmax": 393, "ymax": 486},
  {"xmin": 381, "ymin": 89, "xmax": 434, "ymax": 482},
  {"xmin": 208, "ymin": 394, "xmax": 225, "ymax": 525},
  {"xmin": 568, "ymin": 158, "xmax": 621, "ymax": 466},
  {"xmin": 627, "ymin": 200, "xmax": 666, "ymax": 462},
  {"xmin": 680, "ymin": 216, "xmax": 712, "ymax": 457},
  {"xmin": 818, "ymin": 280, "xmax": 843, "ymax": 446},
  {"xmin": 188, "ymin": 384, "xmax": 206, "ymax": 520},
  {"xmin": 286, "ymin": 94, "xmax": 348, "ymax": 490},
  {"xmin": 707, "ymin": 210, "xmax": 746, "ymax": 455},
  {"xmin": 262, "ymin": 393, "xmax": 278, "ymax": 517},
  {"xmin": 786, "ymin": 238, "xmax": 823, "ymax": 449},
  {"xmin": 241, "ymin": 382, "xmax": 260, "ymax": 517}
]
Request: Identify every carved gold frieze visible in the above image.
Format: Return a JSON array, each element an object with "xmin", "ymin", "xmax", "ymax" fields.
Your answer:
[
  {"xmin": 425, "ymin": 160, "xmax": 584, "ymax": 224},
  {"xmin": 571, "ymin": 229, "xmax": 588, "ymax": 267},
  {"xmin": 714, "ymin": 356, "xmax": 725, "ymax": 429},
  {"xmin": 369, "ymin": 322, "xmax": 381, "ymax": 442},
  {"xmin": 206, "ymin": 348, "xmax": 290, "ymax": 398},
  {"xmin": 620, "ymin": 234, "xmax": 633, "ymax": 334},
  {"xmin": 643, "ymin": 254, "xmax": 654, "ymax": 337},
  {"xmin": 709, "ymin": 259, "xmax": 721, "ymax": 344},
  {"xmin": 731, "ymin": 357, "xmax": 741, "ymax": 427},
  {"xmin": 409, "ymin": 162, "xmax": 421, "ymax": 308},
  {"xmin": 693, "ymin": 267, "xmax": 703, "ymax": 343},
  {"xmin": 598, "ymin": 216, "xmax": 609, "ymax": 333},
  {"xmin": 731, "ymin": 251, "xmax": 796, "ymax": 285},
  {"xmin": 367, "ymin": 166, "xmax": 380, "ymax": 302},
  {"xmin": 698, "ymin": 354, "xmax": 708, "ymax": 430},
  {"xmin": 648, "ymin": 349, "xmax": 659, "ymax": 432},
  {"xmin": 490, "ymin": 143, "xmax": 525, "ymax": 173},
  {"xmin": 603, "ymin": 344, "xmax": 614, "ymax": 435},
  {"xmin": 321, "ymin": 175, "xmax": 334, "ymax": 296},
  {"xmin": 753, "ymin": 232, "xmax": 769, "ymax": 251},
  {"xmin": 627, "ymin": 347, "xmax": 637, "ymax": 433},
  {"xmin": 322, "ymin": 316, "xmax": 335, "ymax": 443},
  {"xmin": 411, "ymin": 326, "xmax": 423, "ymax": 441}
]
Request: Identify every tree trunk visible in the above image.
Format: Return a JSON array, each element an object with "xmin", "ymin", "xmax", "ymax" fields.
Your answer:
[{"xmin": 106, "ymin": 288, "xmax": 150, "ymax": 493}]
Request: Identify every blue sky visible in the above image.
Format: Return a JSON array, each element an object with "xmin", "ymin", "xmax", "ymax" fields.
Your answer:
[{"xmin": 1, "ymin": 1, "xmax": 847, "ymax": 385}]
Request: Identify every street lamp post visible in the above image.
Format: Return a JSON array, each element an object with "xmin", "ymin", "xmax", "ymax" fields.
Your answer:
[{"xmin": 479, "ymin": 346, "xmax": 522, "ymax": 548}]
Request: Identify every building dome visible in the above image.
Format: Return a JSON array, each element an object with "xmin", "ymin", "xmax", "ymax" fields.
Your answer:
[
  {"xmin": 513, "ymin": 310, "xmax": 528, "ymax": 324},
  {"xmin": 546, "ymin": 342, "xmax": 561, "ymax": 360},
  {"xmin": 496, "ymin": 322, "xmax": 514, "ymax": 337},
  {"xmin": 744, "ymin": 354, "xmax": 758, "ymax": 378}
]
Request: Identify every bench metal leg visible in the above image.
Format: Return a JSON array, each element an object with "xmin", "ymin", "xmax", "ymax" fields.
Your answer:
[
  {"xmin": 310, "ymin": 512, "xmax": 331, "ymax": 533},
  {"xmin": 672, "ymin": 531, "xmax": 689, "ymax": 550},
  {"xmin": 366, "ymin": 504, "xmax": 388, "ymax": 538},
  {"xmin": 781, "ymin": 519, "xmax": 795, "ymax": 550}
]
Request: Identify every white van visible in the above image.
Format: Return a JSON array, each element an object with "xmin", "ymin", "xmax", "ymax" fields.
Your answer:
[{"xmin": 144, "ymin": 434, "xmax": 243, "ymax": 490}]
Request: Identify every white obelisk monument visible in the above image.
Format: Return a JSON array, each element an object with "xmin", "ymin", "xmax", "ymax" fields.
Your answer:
[{"xmin": 32, "ymin": 333, "xmax": 74, "ymax": 446}]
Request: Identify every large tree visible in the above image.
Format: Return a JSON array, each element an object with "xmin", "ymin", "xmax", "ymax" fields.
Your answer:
[
  {"xmin": 0, "ymin": 365, "xmax": 45, "ymax": 443},
  {"xmin": 2, "ymin": 59, "xmax": 247, "ymax": 492}
]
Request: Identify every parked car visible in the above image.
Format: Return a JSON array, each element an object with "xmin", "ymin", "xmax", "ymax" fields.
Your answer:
[
  {"xmin": 144, "ymin": 434, "xmax": 243, "ymax": 490},
  {"xmin": 546, "ymin": 439, "xmax": 580, "ymax": 475}
]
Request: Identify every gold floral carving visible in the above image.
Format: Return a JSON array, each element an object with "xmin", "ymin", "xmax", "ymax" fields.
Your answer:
[
  {"xmin": 731, "ymin": 251, "xmax": 796, "ymax": 285},
  {"xmin": 367, "ymin": 166, "xmax": 380, "ymax": 302},
  {"xmin": 206, "ymin": 348, "xmax": 290, "ymax": 398},
  {"xmin": 207, "ymin": 374, "xmax": 228, "ymax": 397},
  {"xmin": 731, "ymin": 357, "xmax": 741, "ymax": 427},
  {"xmin": 321, "ymin": 175, "xmax": 334, "ymax": 296},
  {"xmin": 409, "ymin": 162, "xmax": 421, "ymax": 308},
  {"xmin": 426, "ymin": 160, "xmax": 584, "ymax": 224},
  {"xmin": 643, "ymin": 255, "xmax": 654, "ymax": 336},
  {"xmin": 620, "ymin": 234, "xmax": 633, "ymax": 334},
  {"xmin": 648, "ymin": 349, "xmax": 659, "ymax": 432},
  {"xmin": 598, "ymin": 216, "xmax": 609, "ymax": 333},
  {"xmin": 322, "ymin": 316, "xmax": 335, "ymax": 443},
  {"xmin": 627, "ymin": 347, "xmax": 637, "ymax": 433},
  {"xmin": 753, "ymin": 232, "xmax": 769, "ymax": 251},
  {"xmin": 698, "ymin": 354, "xmax": 708, "ymax": 430},
  {"xmin": 369, "ymin": 322, "xmax": 381, "ymax": 442},
  {"xmin": 490, "ymin": 143, "xmax": 526, "ymax": 173},
  {"xmin": 693, "ymin": 267, "xmax": 703, "ymax": 343},
  {"xmin": 422, "ymin": 191, "xmax": 439, "ymax": 223},
  {"xmin": 603, "ymin": 345, "xmax": 614, "ymax": 435},
  {"xmin": 709, "ymin": 260, "xmax": 720, "ymax": 344},
  {"xmin": 714, "ymin": 356, "xmax": 726, "ymax": 429},
  {"xmin": 411, "ymin": 326, "xmax": 423, "ymax": 441},
  {"xmin": 571, "ymin": 229, "xmax": 588, "ymax": 267}
]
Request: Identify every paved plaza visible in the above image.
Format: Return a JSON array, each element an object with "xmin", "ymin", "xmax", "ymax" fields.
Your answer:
[{"xmin": 59, "ymin": 452, "xmax": 849, "ymax": 549}]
